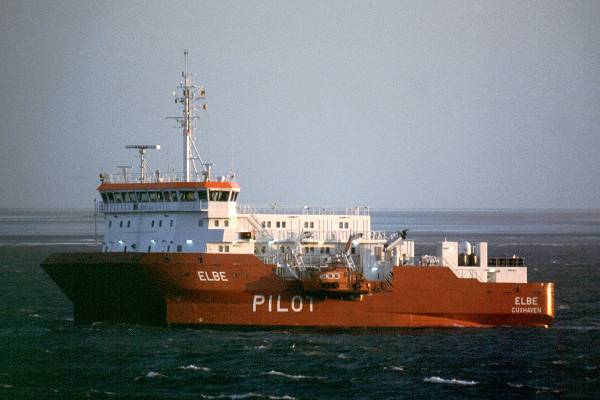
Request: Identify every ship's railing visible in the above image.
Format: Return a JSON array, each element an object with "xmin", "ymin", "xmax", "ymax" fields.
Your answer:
[
  {"xmin": 255, "ymin": 252, "xmax": 359, "ymax": 268},
  {"xmin": 488, "ymin": 257, "xmax": 525, "ymax": 267},
  {"xmin": 442, "ymin": 258, "xmax": 488, "ymax": 282},
  {"xmin": 237, "ymin": 204, "xmax": 369, "ymax": 216},
  {"xmin": 100, "ymin": 171, "xmax": 235, "ymax": 184},
  {"xmin": 248, "ymin": 228, "xmax": 396, "ymax": 243},
  {"xmin": 97, "ymin": 201, "xmax": 201, "ymax": 213}
]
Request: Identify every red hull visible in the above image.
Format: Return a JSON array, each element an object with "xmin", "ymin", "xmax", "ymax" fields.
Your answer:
[{"xmin": 42, "ymin": 252, "xmax": 554, "ymax": 328}]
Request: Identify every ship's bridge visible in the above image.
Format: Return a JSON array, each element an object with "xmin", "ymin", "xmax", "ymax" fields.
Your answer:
[{"xmin": 97, "ymin": 179, "xmax": 239, "ymax": 214}]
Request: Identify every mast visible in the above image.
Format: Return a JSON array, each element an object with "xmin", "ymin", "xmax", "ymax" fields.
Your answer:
[
  {"xmin": 168, "ymin": 50, "xmax": 208, "ymax": 182},
  {"xmin": 182, "ymin": 50, "xmax": 192, "ymax": 182}
]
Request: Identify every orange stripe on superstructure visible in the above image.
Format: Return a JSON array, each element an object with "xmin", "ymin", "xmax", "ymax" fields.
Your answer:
[{"xmin": 97, "ymin": 181, "xmax": 240, "ymax": 191}]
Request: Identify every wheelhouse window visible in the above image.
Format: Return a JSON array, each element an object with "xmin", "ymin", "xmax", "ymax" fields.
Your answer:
[
  {"xmin": 170, "ymin": 191, "xmax": 178, "ymax": 201},
  {"xmin": 126, "ymin": 192, "xmax": 136, "ymax": 202},
  {"xmin": 209, "ymin": 190, "xmax": 229, "ymax": 202},
  {"xmin": 180, "ymin": 191, "xmax": 196, "ymax": 201},
  {"xmin": 198, "ymin": 189, "xmax": 207, "ymax": 201},
  {"xmin": 149, "ymin": 192, "xmax": 158, "ymax": 202},
  {"xmin": 231, "ymin": 192, "xmax": 239, "ymax": 201},
  {"xmin": 107, "ymin": 192, "xmax": 115, "ymax": 202},
  {"xmin": 101, "ymin": 193, "xmax": 108, "ymax": 202},
  {"xmin": 163, "ymin": 191, "xmax": 171, "ymax": 201},
  {"xmin": 137, "ymin": 192, "xmax": 150, "ymax": 202}
]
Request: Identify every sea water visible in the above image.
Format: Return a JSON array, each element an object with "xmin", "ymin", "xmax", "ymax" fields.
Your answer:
[{"xmin": 0, "ymin": 209, "xmax": 598, "ymax": 399}]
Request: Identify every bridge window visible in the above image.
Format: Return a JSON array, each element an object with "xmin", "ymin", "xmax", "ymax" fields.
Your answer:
[
  {"xmin": 304, "ymin": 222, "xmax": 308, "ymax": 228},
  {"xmin": 180, "ymin": 191, "xmax": 196, "ymax": 201},
  {"xmin": 101, "ymin": 193, "xmax": 108, "ymax": 202},
  {"xmin": 310, "ymin": 222, "xmax": 314, "ymax": 228},
  {"xmin": 107, "ymin": 192, "xmax": 114, "ymax": 203},
  {"xmin": 108, "ymin": 221, "xmax": 112, "ymax": 228},
  {"xmin": 127, "ymin": 192, "xmax": 136, "ymax": 202},
  {"xmin": 156, "ymin": 192, "xmax": 164, "ymax": 201},
  {"xmin": 137, "ymin": 192, "xmax": 150, "ymax": 202},
  {"xmin": 113, "ymin": 192, "xmax": 123, "ymax": 203},
  {"xmin": 198, "ymin": 190, "xmax": 207, "ymax": 201},
  {"xmin": 149, "ymin": 192, "xmax": 158, "ymax": 202},
  {"xmin": 261, "ymin": 221, "xmax": 266, "ymax": 228},
  {"xmin": 209, "ymin": 190, "xmax": 229, "ymax": 202},
  {"xmin": 267, "ymin": 221, "xmax": 271, "ymax": 228},
  {"xmin": 177, "ymin": 245, "xmax": 182, "ymax": 252},
  {"xmin": 119, "ymin": 221, "xmax": 123, "ymax": 228},
  {"xmin": 219, "ymin": 245, "xmax": 223, "ymax": 252},
  {"xmin": 170, "ymin": 191, "xmax": 178, "ymax": 201},
  {"xmin": 231, "ymin": 192, "xmax": 239, "ymax": 201},
  {"xmin": 225, "ymin": 245, "xmax": 229, "ymax": 252},
  {"xmin": 163, "ymin": 191, "xmax": 171, "ymax": 201}
]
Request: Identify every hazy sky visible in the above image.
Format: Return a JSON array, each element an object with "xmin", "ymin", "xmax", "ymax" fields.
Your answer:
[{"xmin": 1, "ymin": 1, "xmax": 599, "ymax": 209}]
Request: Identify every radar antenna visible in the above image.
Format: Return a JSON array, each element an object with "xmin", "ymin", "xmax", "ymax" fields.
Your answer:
[
  {"xmin": 166, "ymin": 50, "xmax": 209, "ymax": 182},
  {"xmin": 125, "ymin": 145, "xmax": 160, "ymax": 183}
]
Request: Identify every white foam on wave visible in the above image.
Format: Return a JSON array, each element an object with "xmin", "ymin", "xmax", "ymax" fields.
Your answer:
[
  {"xmin": 179, "ymin": 364, "xmax": 210, "ymax": 371},
  {"xmin": 145, "ymin": 371, "xmax": 166, "ymax": 379},
  {"xmin": 423, "ymin": 376, "xmax": 478, "ymax": 386},
  {"xmin": 264, "ymin": 370, "xmax": 326, "ymax": 380},
  {"xmin": 201, "ymin": 393, "xmax": 296, "ymax": 400},
  {"xmin": 1, "ymin": 384, "xmax": 14, "ymax": 389},
  {"xmin": 336, "ymin": 353, "xmax": 349, "ymax": 359},
  {"xmin": 507, "ymin": 382, "xmax": 524, "ymax": 388},
  {"xmin": 390, "ymin": 366, "xmax": 404, "ymax": 371}
]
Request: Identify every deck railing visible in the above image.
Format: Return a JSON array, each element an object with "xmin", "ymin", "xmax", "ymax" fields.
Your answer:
[
  {"xmin": 97, "ymin": 201, "xmax": 204, "ymax": 213},
  {"xmin": 237, "ymin": 204, "xmax": 369, "ymax": 216}
]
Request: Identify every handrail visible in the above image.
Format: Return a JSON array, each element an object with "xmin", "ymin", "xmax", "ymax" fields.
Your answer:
[
  {"xmin": 100, "ymin": 171, "xmax": 235, "ymax": 184},
  {"xmin": 97, "ymin": 201, "xmax": 202, "ymax": 213},
  {"xmin": 237, "ymin": 204, "xmax": 369, "ymax": 216},
  {"xmin": 443, "ymin": 258, "xmax": 488, "ymax": 282}
]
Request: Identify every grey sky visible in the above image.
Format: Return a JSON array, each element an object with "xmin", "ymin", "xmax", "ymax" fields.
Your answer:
[{"xmin": 1, "ymin": 1, "xmax": 599, "ymax": 209}]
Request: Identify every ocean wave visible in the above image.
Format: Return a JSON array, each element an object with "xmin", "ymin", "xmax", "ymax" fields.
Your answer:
[
  {"xmin": 423, "ymin": 376, "xmax": 478, "ymax": 386},
  {"xmin": 179, "ymin": 364, "xmax": 210, "ymax": 371},
  {"xmin": 336, "ymin": 353, "xmax": 349, "ymax": 359},
  {"xmin": 264, "ymin": 370, "xmax": 326, "ymax": 380},
  {"xmin": 390, "ymin": 366, "xmax": 404, "ymax": 371},
  {"xmin": 555, "ymin": 326, "xmax": 600, "ymax": 331},
  {"xmin": 201, "ymin": 393, "xmax": 296, "ymax": 400},
  {"xmin": 145, "ymin": 371, "xmax": 166, "ymax": 379},
  {"xmin": 1, "ymin": 384, "xmax": 13, "ymax": 389}
]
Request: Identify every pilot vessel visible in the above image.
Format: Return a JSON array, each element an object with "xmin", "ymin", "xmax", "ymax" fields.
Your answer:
[{"xmin": 42, "ymin": 53, "xmax": 555, "ymax": 328}]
